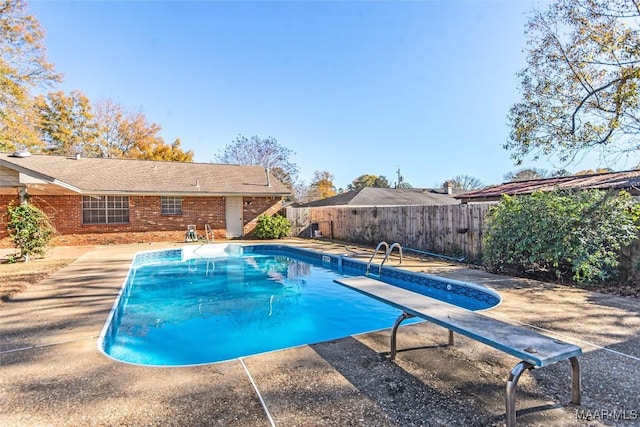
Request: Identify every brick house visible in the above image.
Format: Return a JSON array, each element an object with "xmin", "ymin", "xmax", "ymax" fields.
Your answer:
[{"xmin": 0, "ymin": 152, "xmax": 291, "ymax": 243}]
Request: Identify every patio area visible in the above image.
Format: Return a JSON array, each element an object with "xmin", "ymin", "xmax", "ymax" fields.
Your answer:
[{"xmin": 1, "ymin": 239, "xmax": 639, "ymax": 426}]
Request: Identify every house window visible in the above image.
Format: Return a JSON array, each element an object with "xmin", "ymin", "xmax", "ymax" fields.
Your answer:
[
  {"xmin": 82, "ymin": 196, "xmax": 129, "ymax": 224},
  {"xmin": 161, "ymin": 196, "xmax": 182, "ymax": 215}
]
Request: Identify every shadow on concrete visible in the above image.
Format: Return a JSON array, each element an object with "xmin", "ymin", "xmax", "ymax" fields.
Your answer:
[{"xmin": 311, "ymin": 336, "xmax": 494, "ymax": 426}]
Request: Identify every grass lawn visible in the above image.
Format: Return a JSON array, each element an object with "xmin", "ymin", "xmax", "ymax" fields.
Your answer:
[{"xmin": 0, "ymin": 258, "xmax": 75, "ymax": 302}]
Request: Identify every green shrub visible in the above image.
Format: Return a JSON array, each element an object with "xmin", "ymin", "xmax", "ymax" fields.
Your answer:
[
  {"xmin": 6, "ymin": 202, "xmax": 56, "ymax": 261},
  {"xmin": 253, "ymin": 214, "xmax": 291, "ymax": 239},
  {"xmin": 482, "ymin": 190, "xmax": 639, "ymax": 284}
]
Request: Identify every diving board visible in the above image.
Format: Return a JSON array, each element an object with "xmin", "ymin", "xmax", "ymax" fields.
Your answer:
[{"xmin": 334, "ymin": 275, "xmax": 582, "ymax": 427}]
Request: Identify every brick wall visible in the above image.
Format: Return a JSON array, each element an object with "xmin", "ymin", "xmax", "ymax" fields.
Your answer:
[
  {"xmin": 0, "ymin": 195, "xmax": 19, "ymax": 240},
  {"xmin": 243, "ymin": 197, "xmax": 284, "ymax": 236},
  {"xmin": 0, "ymin": 194, "xmax": 283, "ymax": 243}
]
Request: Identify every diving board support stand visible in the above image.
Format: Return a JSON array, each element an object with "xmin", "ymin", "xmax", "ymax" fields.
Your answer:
[
  {"xmin": 390, "ymin": 312, "xmax": 414, "ymax": 360},
  {"xmin": 506, "ymin": 361, "xmax": 534, "ymax": 427},
  {"xmin": 335, "ymin": 275, "xmax": 582, "ymax": 427},
  {"xmin": 505, "ymin": 358, "xmax": 581, "ymax": 427},
  {"xmin": 390, "ymin": 312, "xmax": 455, "ymax": 360}
]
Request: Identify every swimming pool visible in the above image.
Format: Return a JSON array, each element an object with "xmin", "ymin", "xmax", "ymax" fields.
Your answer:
[{"xmin": 98, "ymin": 244, "xmax": 500, "ymax": 366}]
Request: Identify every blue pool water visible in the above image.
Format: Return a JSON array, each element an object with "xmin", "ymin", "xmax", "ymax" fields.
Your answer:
[{"xmin": 99, "ymin": 244, "xmax": 500, "ymax": 366}]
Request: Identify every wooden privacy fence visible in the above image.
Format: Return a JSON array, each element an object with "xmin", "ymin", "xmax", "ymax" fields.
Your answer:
[{"xmin": 286, "ymin": 203, "xmax": 495, "ymax": 262}]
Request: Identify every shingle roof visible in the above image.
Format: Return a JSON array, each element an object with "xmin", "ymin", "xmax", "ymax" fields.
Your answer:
[
  {"xmin": 456, "ymin": 170, "xmax": 640, "ymax": 203},
  {"xmin": 302, "ymin": 187, "xmax": 459, "ymax": 207},
  {"xmin": 0, "ymin": 152, "xmax": 290, "ymax": 196}
]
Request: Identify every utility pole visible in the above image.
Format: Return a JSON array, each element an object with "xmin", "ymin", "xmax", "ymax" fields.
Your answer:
[{"xmin": 395, "ymin": 166, "xmax": 403, "ymax": 188}]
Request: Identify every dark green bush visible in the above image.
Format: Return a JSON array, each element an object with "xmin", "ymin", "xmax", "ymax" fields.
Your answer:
[
  {"xmin": 6, "ymin": 202, "xmax": 56, "ymax": 261},
  {"xmin": 482, "ymin": 190, "xmax": 639, "ymax": 284},
  {"xmin": 253, "ymin": 214, "xmax": 291, "ymax": 239}
]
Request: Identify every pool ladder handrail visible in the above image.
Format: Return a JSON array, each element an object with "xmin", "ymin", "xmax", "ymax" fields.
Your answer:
[
  {"xmin": 386, "ymin": 243, "xmax": 403, "ymax": 267},
  {"xmin": 366, "ymin": 241, "xmax": 388, "ymax": 277},
  {"xmin": 366, "ymin": 242, "xmax": 403, "ymax": 277},
  {"xmin": 205, "ymin": 224, "xmax": 214, "ymax": 243}
]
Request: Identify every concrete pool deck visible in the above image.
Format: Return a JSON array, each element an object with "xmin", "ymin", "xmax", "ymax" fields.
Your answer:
[{"xmin": 1, "ymin": 239, "xmax": 639, "ymax": 426}]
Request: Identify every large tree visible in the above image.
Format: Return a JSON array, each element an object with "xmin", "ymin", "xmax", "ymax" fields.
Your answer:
[
  {"xmin": 576, "ymin": 167, "xmax": 614, "ymax": 175},
  {"xmin": 0, "ymin": 0, "xmax": 61, "ymax": 152},
  {"xmin": 448, "ymin": 174, "xmax": 484, "ymax": 190},
  {"xmin": 0, "ymin": 2, "xmax": 189, "ymax": 160},
  {"xmin": 347, "ymin": 174, "xmax": 391, "ymax": 191},
  {"xmin": 131, "ymin": 137, "xmax": 194, "ymax": 162},
  {"xmin": 504, "ymin": 168, "xmax": 549, "ymax": 182},
  {"xmin": 504, "ymin": 167, "xmax": 573, "ymax": 182},
  {"xmin": 310, "ymin": 170, "xmax": 337, "ymax": 199},
  {"xmin": 507, "ymin": 0, "xmax": 640, "ymax": 166},
  {"xmin": 291, "ymin": 180, "xmax": 315, "ymax": 203},
  {"xmin": 88, "ymin": 99, "xmax": 193, "ymax": 161},
  {"xmin": 215, "ymin": 135, "xmax": 299, "ymax": 187},
  {"xmin": 88, "ymin": 99, "xmax": 123, "ymax": 158},
  {"xmin": 90, "ymin": 99, "xmax": 159, "ymax": 158},
  {"xmin": 35, "ymin": 90, "xmax": 97, "ymax": 156}
]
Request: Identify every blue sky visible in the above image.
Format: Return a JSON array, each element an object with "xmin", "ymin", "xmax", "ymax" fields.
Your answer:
[{"xmin": 28, "ymin": 0, "xmax": 622, "ymax": 190}]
